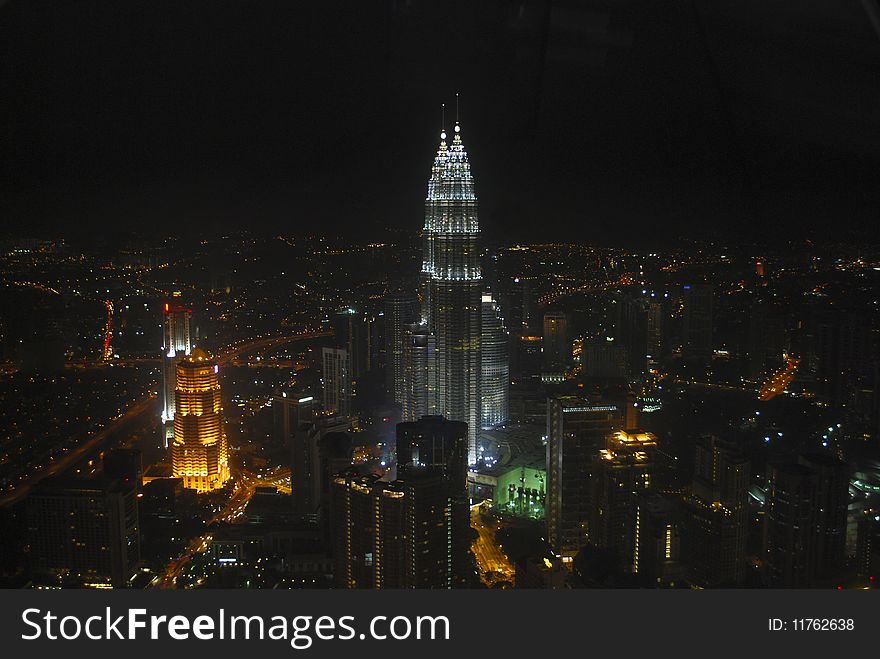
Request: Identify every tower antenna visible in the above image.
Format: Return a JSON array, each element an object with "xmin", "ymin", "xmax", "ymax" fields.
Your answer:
[
  {"xmin": 441, "ymin": 103, "xmax": 446, "ymax": 133},
  {"xmin": 455, "ymin": 92, "xmax": 460, "ymax": 124}
]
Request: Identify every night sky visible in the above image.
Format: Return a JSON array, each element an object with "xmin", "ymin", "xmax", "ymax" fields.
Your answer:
[{"xmin": 2, "ymin": 0, "xmax": 879, "ymax": 246}]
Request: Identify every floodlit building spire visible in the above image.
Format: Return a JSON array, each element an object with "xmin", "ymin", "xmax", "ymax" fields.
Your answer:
[{"xmin": 418, "ymin": 103, "xmax": 482, "ymax": 463}]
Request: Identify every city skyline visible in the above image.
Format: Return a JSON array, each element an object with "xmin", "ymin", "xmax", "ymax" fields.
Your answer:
[{"xmin": 2, "ymin": 2, "xmax": 880, "ymax": 595}]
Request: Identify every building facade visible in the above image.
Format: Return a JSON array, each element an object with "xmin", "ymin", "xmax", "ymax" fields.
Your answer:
[
  {"xmin": 682, "ymin": 435, "xmax": 750, "ymax": 586},
  {"xmin": 26, "ymin": 477, "xmax": 140, "ymax": 588},
  {"xmin": 543, "ymin": 311, "xmax": 570, "ymax": 373},
  {"xmin": 332, "ymin": 467, "xmax": 453, "ymax": 589},
  {"xmin": 322, "ymin": 346, "xmax": 352, "ymax": 417},
  {"xmin": 591, "ymin": 430, "xmax": 658, "ymax": 573},
  {"xmin": 481, "ymin": 294, "xmax": 509, "ymax": 429},
  {"xmin": 401, "ymin": 322, "xmax": 437, "ymax": 422},
  {"xmin": 161, "ymin": 300, "xmax": 192, "ymax": 448},
  {"xmin": 421, "ymin": 121, "xmax": 482, "ymax": 463},
  {"xmin": 546, "ymin": 396, "xmax": 619, "ymax": 559},
  {"xmin": 384, "ymin": 290, "xmax": 418, "ymax": 406},
  {"xmin": 170, "ymin": 348, "xmax": 230, "ymax": 493},
  {"xmin": 764, "ymin": 453, "xmax": 849, "ymax": 587}
]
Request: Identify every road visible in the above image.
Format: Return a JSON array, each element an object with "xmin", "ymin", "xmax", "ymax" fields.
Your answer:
[
  {"xmin": 155, "ymin": 466, "xmax": 294, "ymax": 588},
  {"xmin": 758, "ymin": 357, "xmax": 800, "ymax": 401},
  {"xmin": 157, "ymin": 532, "xmax": 215, "ymax": 589},
  {"xmin": 0, "ymin": 394, "xmax": 158, "ymax": 507},
  {"xmin": 471, "ymin": 505, "xmax": 515, "ymax": 587},
  {"xmin": 0, "ymin": 330, "xmax": 330, "ymax": 508},
  {"xmin": 155, "ymin": 477, "xmax": 257, "ymax": 588},
  {"xmin": 537, "ymin": 274, "xmax": 636, "ymax": 306},
  {"xmin": 215, "ymin": 331, "xmax": 331, "ymax": 367}
]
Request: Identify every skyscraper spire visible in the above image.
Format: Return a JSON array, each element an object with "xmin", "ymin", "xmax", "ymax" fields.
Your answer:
[{"xmin": 419, "ymin": 107, "xmax": 482, "ymax": 463}]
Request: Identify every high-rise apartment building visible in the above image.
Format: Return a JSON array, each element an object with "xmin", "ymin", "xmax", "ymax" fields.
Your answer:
[
  {"xmin": 331, "ymin": 307, "xmax": 381, "ymax": 379},
  {"xmin": 273, "ymin": 391, "xmax": 317, "ymax": 447},
  {"xmin": 332, "ymin": 467, "xmax": 452, "ymax": 589},
  {"xmin": 170, "ymin": 348, "xmax": 230, "ymax": 493},
  {"xmin": 278, "ymin": 390, "xmax": 352, "ymax": 522}
]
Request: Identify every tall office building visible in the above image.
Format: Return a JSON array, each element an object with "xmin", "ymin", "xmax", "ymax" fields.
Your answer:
[
  {"xmin": 582, "ymin": 340, "xmax": 628, "ymax": 379},
  {"xmin": 396, "ymin": 415, "xmax": 471, "ymax": 583},
  {"xmin": 646, "ymin": 300, "xmax": 664, "ymax": 364},
  {"xmin": 499, "ymin": 276, "xmax": 535, "ymax": 382},
  {"xmin": 764, "ymin": 453, "xmax": 849, "ymax": 587},
  {"xmin": 591, "ymin": 430, "xmax": 658, "ymax": 573},
  {"xmin": 746, "ymin": 298, "xmax": 786, "ymax": 380},
  {"xmin": 161, "ymin": 300, "xmax": 192, "ymax": 447},
  {"xmin": 170, "ymin": 348, "xmax": 230, "ymax": 493},
  {"xmin": 543, "ymin": 312, "xmax": 570, "ymax": 372},
  {"xmin": 26, "ymin": 477, "xmax": 140, "ymax": 588},
  {"xmin": 396, "ymin": 416, "xmax": 468, "ymax": 488},
  {"xmin": 282, "ymin": 390, "xmax": 351, "ymax": 522},
  {"xmin": 481, "ymin": 294, "xmax": 509, "ymax": 429},
  {"xmin": 682, "ymin": 284, "xmax": 713, "ymax": 360},
  {"xmin": 682, "ymin": 435, "xmax": 750, "ymax": 586},
  {"xmin": 322, "ymin": 347, "xmax": 352, "ymax": 417},
  {"xmin": 384, "ymin": 290, "xmax": 418, "ymax": 406},
  {"xmin": 401, "ymin": 323, "xmax": 437, "ymax": 422},
  {"xmin": 332, "ymin": 467, "xmax": 452, "ymax": 589},
  {"xmin": 331, "ymin": 307, "xmax": 381, "ymax": 379},
  {"xmin": 813, "ymin": 311, "xmax": 876, "ymax": 435},
  {"xmin": 546, "ymin": 396, "xmax": 619, "ymax": 560},
  {"xmin": 614, "ymin": 293, "xmax": 658, "ymax": 377},
  {"xmin": 421, "ymin": 120, "xmax": 482, "ymax": 463},
  {"xmin": 318, "ymin": 432, "xmax": 353, "ymax": 546},
  {"xmin": 273, "ymin": 391, "xmax": 317, "ymax": 446}
]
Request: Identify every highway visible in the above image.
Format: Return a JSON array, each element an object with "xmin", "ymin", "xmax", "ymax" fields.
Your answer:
[
  {"xmin": 758, "ymin": 357, "xmax": 800, "ymax": 401},
  {"xmin": 157, "ymin": 532, "xmax": 214, "ymax": 589},
  {"xmin": 0, "ymin": 330, "xmax": 330, "ymax": 508},
  {"xmin": 0, "ymin": 394, "xmax": 157, "ymax": 507},
  {"xmin": 537, "ymin": 274, "xmax": 636, "ymax": 306}
]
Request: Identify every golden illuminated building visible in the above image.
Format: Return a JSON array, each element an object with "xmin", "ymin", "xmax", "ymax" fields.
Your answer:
[{"xmin": 171, "ymin": 348, "xmax": 230, "ymax": 492}]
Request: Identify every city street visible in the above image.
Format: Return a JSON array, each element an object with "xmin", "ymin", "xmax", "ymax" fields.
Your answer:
[{"xmin": 471, "ymin": 505, "xmax": 514, "ymax": 587}]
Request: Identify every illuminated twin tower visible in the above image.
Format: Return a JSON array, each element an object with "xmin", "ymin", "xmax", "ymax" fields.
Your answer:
[{"xmin": 418, "ymin": 116, "xmax": 484, "ymax": 464}]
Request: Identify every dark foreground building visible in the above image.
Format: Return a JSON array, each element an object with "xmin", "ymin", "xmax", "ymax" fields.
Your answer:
[
  {"xmin": 331, "ymin": 467, "xmax": 452, "ymax": 588},
  {"xmin": 682, "ymin": 435, "xmax": 750, "ymax": 587},
  {"xmin": 764, "ymin": 453, "xmax": 849, "ymax": 587},
  {"xmin": 26, "ymin": 477, "xmax": 140, "ymax": 588},
  {"xmin": 332, "ymin": 415, "xmax": 473, "ymax": 588}
]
